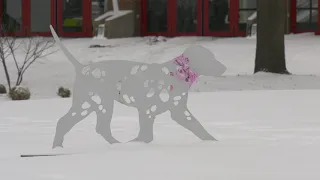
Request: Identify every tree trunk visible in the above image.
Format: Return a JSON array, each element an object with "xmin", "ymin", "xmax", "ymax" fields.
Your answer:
[
  {"xmin": 254, "ymin": 0, "xmax": 290, "ymax": 74},
  {"xmin": 1, "ymin": 60, "xmax": 11, "ymax": 90}
]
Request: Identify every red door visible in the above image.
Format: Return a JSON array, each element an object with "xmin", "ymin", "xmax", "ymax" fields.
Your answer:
[
  {"xmin": 234, "ymin": 0, "xmax": 257, "ymax": 36},
  {"xmin": 203, "ymin": 0, "xmax": 236, "ymax": 36},
  {"xmin": 204, "ymin": 0, "xmax": 257, "ymax": 37},
  {"xmin": 26, "ymin": 0, "xmax": 56, "ymax": 36},
  {"xmin": 57, "ymin": 0, "xmax": 92, "ymax": 37},
  {"xmin": 141, "ymin": 0, "xmax": 171, "ymax": 36},
  {"xmin": 0, "ymin": 0, "xmax": 29, "ymax": 36},
  {"xmin": 172, "ymin": 0, "xmax": 202, "ymax": 36},
  {"xmin": 290, "ymin": 0, "xmax": 320, "ymax": 34},
  {"xmin": 141, "ymin": 0, "xmax": 202, "ymax": 36}
]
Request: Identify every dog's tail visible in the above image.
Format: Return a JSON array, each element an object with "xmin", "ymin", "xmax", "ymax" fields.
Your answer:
[{"xmin": 49, "ymin": 25, "xmax": 83, "ymax": 71}]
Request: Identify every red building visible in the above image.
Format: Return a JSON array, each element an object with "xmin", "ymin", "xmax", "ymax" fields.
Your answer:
[
  {"xmin": 0, "ymin": 0, "xmax": 319, "ymax": 37},
  {"xmin": 142, "ymin": 0, "xmax": 319, "ymax": 37},
  {"xmin": 0, "ymin": 0, "xmax": 94, "ymax": 37}
]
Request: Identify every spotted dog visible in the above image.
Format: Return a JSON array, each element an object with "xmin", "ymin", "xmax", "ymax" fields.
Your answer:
[{"xmin": 49, "ymin": 25, "xmax": 226, "ymax": 148}]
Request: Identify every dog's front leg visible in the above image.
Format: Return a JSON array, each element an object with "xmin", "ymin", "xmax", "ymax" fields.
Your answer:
[
  {"xmin": 170, "ymin": 106, "xmax": 217, "ymax": 141},
  {"xmin": 130, "ymin": 110, "xmax": 155, "ymax": 143}
]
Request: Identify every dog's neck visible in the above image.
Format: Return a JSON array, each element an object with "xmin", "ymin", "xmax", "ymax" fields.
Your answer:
[{"xmin": 167, "ymin": 54, "xmax": 199, "ymax": 87}]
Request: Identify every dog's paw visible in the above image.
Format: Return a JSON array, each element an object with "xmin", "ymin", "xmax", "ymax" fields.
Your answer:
[
  {"xmin": 52, "ymin": 144, "xmax": 63, "ymax": 149},
  {"xmin": 108, "ymin": 138, "xmax": 121, "ymax": 144},
  {"xmin": 52, "ymin": 139, "xmax": 64, "ymax": 149},
  {"xmin": 98, "ymin": 133, "xmax": 121, "ymax": 144},
  {"xmin": 129, "ymin": 137, "xmax": 153, "ymax": 144}
]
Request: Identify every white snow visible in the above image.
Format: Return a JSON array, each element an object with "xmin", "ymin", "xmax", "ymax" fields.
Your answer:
[{"xmin": 1, "ymin": 33, "xmax": 320, "ymax": 179}]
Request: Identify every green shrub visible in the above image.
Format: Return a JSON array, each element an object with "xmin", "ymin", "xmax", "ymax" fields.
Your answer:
[
  {"xmin": 0, "ymin": 84, "xmax": 6, "ymax": 94},
  {"xmin": 57, "ymin": 86, "xmax": 71, "ymax": 98},
  {"xmin": 9, "ymin": 86, "xmax": 31, "ymax": 100}
]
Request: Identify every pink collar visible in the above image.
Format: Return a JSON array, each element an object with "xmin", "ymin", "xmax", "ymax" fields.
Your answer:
[{"xmin": 171, "ymin": 54, "xmax": 199, "ymax": 87}]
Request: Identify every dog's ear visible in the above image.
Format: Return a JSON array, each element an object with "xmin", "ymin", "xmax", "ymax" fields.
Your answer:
[{"xmin": 183, "ymin": 45, "xmax": 226, "ymax": 77}]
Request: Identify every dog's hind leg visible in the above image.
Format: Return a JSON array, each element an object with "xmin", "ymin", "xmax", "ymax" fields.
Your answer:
[
  {"xmin": 170, "ymin": 106, "xmax": 217, "ymax": 141},
  {"xmin": 95, "ymin": 100, "xmax": 120, "ymax": 144},
  {"xmin": 52, "ymin": 100, "xmax": 94, "ymax": 148}
]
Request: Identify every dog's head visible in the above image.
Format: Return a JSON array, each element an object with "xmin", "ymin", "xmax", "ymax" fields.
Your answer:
[{"xmin": 183, "ymin": 45, "xmax": 226, "ymax": 77}]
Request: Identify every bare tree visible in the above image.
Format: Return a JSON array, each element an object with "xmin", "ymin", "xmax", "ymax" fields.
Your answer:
[
  {"xmin": 16, "ymin": 37, "xmax": 56, "ymax": 86},
  {"xmin": 0, "ymin": 24, "xmax": 18, "ymax": 90},
  {"xmin": 254, "ymin": 0, "xmax": 290, "ymax": 74},
  {"xmin": 0, "ymin": 23, "xmax": 56, "ymax": 91}
]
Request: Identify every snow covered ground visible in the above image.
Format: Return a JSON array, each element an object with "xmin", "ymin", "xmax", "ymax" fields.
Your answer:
[
  {"xmin": 1, "ymin": 33, "xmax": 320, "ymax": 179},
  {"xmin": 2, "ymin": 33, "xmax": 320, "ymax": 99}
]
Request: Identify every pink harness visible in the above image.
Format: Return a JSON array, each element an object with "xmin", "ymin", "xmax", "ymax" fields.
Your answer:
[{"xmin": 170, "ymin": 54, "xmax": 199, "ymax": 91}]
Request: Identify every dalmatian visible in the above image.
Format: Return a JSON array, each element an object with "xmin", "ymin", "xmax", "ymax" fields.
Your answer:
[{"xmin": 49, "ymin": 25, "xmax": 227, "ymax": 148}]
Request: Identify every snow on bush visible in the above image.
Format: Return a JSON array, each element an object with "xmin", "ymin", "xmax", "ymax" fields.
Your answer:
[
  {"xmin": 147, "ymin": 36, "xmax": 167, "ymax": 45},
  {"xmin": 57, "ymin": 86, "xmax": 71, "ymax": 98},
  {"xmin": 0, "ymin": 84, "xmax": 6, "ymax": 94},
  {"xmin": 9, "ymin": 86, "xmax": 31, "ymax": 100}
]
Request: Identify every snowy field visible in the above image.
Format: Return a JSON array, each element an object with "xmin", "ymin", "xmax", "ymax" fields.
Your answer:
[
  {"xmin": 2, "ymin": 33, "xmax": 320, "ymax": 99},
  {"xmin": 1, "ymin": 33, "xmax": 320, "ymax": 179}
]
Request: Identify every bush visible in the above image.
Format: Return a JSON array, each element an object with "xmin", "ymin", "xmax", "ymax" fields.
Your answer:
[
  {"xmin": 9, "ymin": 86, "xmax": 31, "ymax": 100},
  {"xmin": 0, "ymin": 84, "xmax": 6, "ymax": 94},
  {"xmin": 57, "ymin": 86, "xmax": 71, "ymax": 98}
]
